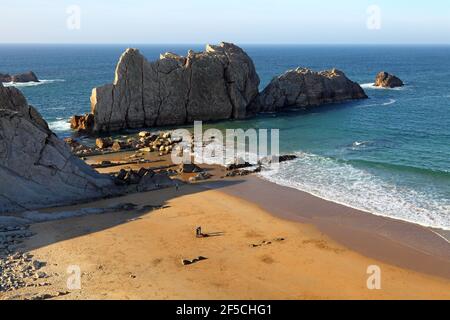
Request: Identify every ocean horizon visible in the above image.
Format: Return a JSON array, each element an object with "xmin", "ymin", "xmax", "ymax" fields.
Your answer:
[{"xmin": 1, "ymin": 44, "xmax": 449, "ymax": 231}]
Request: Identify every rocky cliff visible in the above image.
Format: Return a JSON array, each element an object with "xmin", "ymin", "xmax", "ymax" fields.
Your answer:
[
  {"xmin": 73, "ymin": 42, "xmax": 260, "ymax": 133},
  {"xmin": 253, "ymin": 68, "xmax": 368, "ymax": 113},
  {"xmin": 0, "ymin": 83, "xmax": 115, "ymax": 213},
  {"xmin": 374, "ymin": 71, "xmax": 404, "ymax": 88},
  {"xmin": 0, "ymin": 84, "xmax": 48, "ymax": 130}
]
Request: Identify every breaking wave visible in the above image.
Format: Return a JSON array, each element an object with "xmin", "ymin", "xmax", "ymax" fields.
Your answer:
[
  {"xmin": 259, "ymin": 152, "xmax": 450, "ymax": 230},
  {"xmin": 360, "ymin": 83, "xmax": 405, "ymax": 91},
  {"xmin": 2, "ymin": 79, "xmax": 65, "ymax": 88},
  {"xmin": 48, "ymin": 118, "xmax": 71, "ymax": 132}
]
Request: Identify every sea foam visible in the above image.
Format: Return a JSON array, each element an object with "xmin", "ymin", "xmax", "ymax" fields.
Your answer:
[
  {"xmin": 360, "ymin": 83, "xmax": 406, "ymax": 91},
  {"xmin": 2, "ymin": 79, "xmax": 65, "ymax": 88},
  {"xmin": 259, "ymin": 152, "xmax": 450, "ymax": 230},
  {"xmin": 48, "ymin": 118, "xmax": 71, "ymax": 132}
]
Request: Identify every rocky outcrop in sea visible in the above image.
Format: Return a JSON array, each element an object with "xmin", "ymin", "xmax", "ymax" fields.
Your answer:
[
  {"xmin": 72, "ymin": 42, "xmax": 260, "ymax": 133},
  {"xmin": 0, "ymin": 71, "xmax": 39, "ymax": 83},
  {"xmin": 253, "ymin": 68, "xmax": 368, "ymax": 113},
  {"xmin": 71, "ymin": 43, "xmax": 368, "ymax": 134},
  {"xmin": 374, "ymin": 71, "xmax": 404, "ymax": 88}
]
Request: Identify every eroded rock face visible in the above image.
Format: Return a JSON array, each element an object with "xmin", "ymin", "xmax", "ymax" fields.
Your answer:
[
  {"xmin": 72, "ymin": 42, "xmax": 260, "ymax": 133},
  {"xmin": 70, "ymin": 114, "xmax": 94, "ymax": 133},
  {"xmin": 0, "ymin": 110, "xmax": 116, "ymax": 213},
  {"xmin": 0, "ymin": 83, "xmax": 115, "ymax": 213},
  {"xmin": 254, "ymin": 68, "xmax": 368, "ymax": 113},
  {"xmin": 0, "ymin": 83, "xmax": 48, "ymax": 130},
  {"xmin": 0, "ymin": 71, "xmax": 39, "ymax": 83},
  {"xmin": 374, "ymin": 72, "xmax": 404, "ymax": 88}
]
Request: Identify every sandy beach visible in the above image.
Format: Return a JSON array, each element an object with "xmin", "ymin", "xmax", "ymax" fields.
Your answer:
[
  {"xmin": 1, "ymin": 150, "xmax": 449, "ymax": 300},
  {"xmin": 3, "ymin": 0, "xmax": 450, "ymax": 305}
]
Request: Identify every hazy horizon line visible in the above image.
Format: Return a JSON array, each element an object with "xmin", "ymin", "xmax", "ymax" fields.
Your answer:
[{"xmin": 1, "ymin": 42, "xmax": 450, "ymax": 46}]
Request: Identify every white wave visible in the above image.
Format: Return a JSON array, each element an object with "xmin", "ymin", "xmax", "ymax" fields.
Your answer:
[
  {"xmin": 192, "ymin": 136, "xmax": 261, "ymax": 166},
  {"xmin": 382, "ymin": 99, "xmax": 397, "ymax": 106},
  {"xmin": 360, "ymin": 83, "xmax": 405, "ymax": 91},
  {"xmin": 352, "ymin": 141, "xmax": 370, "ymax": 148},
  {"xmin": 356, "ymin": 99, "xmax": 397, "ymax": 109},
  {"xmin": 2, "ymin": 79, "xmax": 65, "ymax": 88},
  {"xmin": 259, "ymin": 152, "xmax": 450, "ymax": 231},
  {"xmin": 360, "ymin": 83, "xmax": 377, "ymax": 89},
  {"xmin": 48, "ymin": 118, "xmax": 71, "ymax": 132}
]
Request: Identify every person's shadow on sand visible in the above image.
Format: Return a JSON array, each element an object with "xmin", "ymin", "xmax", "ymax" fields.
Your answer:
[{"xmin": 196, "ymin": 226, "xmax": 225, "ymax": 238}]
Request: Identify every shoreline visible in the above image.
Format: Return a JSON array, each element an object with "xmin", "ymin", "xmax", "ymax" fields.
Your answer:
[
  {"xmin": 259, "ymin": 171, "xmax": 450, "ymax": 236},
  {"xmin": 1, "ymin": 150, "xmax": 450, "ymax": 299}
]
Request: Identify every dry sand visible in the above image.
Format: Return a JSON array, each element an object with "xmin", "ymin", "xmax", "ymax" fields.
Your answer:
[{"xmin": 1, "ymin": 150, "xmax": 449, "ymax": 300}]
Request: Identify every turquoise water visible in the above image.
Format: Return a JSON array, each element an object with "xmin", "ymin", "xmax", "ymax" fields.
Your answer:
[{"xmin": 1, "ymin": 45, "xmax": 450, "ymax": 229}]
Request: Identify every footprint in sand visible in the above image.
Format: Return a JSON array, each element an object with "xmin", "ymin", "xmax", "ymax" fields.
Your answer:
[
  {"xmin": 302, "ymin": 239, "xmax": 346, "ymax": 254},
  {"xmin": 250, "ymin": 237, "xmax": 285, "ymax": 248},
  {"xmin": 260, "ymin": 255, "xmax": 275, "ymax": 264}
]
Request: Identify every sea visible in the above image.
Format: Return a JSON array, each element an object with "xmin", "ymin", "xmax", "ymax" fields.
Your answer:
[{"xmin": 1, "ymin": 44, "xmax": 449, "ymax": 230}]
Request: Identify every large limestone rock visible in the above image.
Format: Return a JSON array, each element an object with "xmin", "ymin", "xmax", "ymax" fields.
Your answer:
[
  {"xmin": 374, "ymin": 71, "xmax": 404, "ymax": 88},
  {"xmin": 73, "ymin": 42, "xmax": 260, "ymax": 133},
  {"xmin": 0, "ymin": 110, "xmax": 117, "ymax": 213},
  {"xmin": 0, "ymin": 71, "xmax": 39, "ymax": 83},
  {"xmin": 0, "ymin": 83, "xmax": 115, "ymax": 213},
  {"xmin": 254, "ymin": 68, "xmax": 368, "ymax": 112}
]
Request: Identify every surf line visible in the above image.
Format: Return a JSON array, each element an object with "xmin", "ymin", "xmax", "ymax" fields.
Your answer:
[{"xmin": 383, "ymin": 99, "xmax": 396, "ymax": 106}]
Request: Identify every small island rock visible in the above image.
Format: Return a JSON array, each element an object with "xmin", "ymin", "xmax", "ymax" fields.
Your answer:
[
  {"xmin": 374, "ymin": 72, "xmax": 404, "ymax": 88},
  {"xmin": 0, "ymin": 71, "xmax": 39, "ymax": 83}
]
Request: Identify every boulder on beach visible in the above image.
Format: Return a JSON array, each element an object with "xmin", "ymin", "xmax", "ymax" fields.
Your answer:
[
  {"xmin": 374, "ymin": 71, "xmax": 404, "ymax": 88},
  {"xmin": 253, "ymin": 68, "xmax": 368, "ymax": 113},
  {"xmin": 111, "ymin": 140, "xmax": 129, "ymax": 152},
  {"xmin": 0, "ymin": 71, "xmax": 39, "ymax": 83},
  {"xmin": 71, "ymin": 42, "xmax": 260, "ymax": 133},
  {"xmin": 70, "ymin": 114, "xmax": 95, "ymax": 134},
  {"xmin": 178, "ymin": 163, "xmax": 203, "ymax": 174},
  {"xmin": 95, "ymin": 137, "xmax": 113, "ymax": 149}
]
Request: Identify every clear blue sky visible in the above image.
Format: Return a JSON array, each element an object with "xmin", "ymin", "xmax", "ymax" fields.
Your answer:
[{"xmin": 1, "ymin": 0, "xmax": 449, "ymax": 44}]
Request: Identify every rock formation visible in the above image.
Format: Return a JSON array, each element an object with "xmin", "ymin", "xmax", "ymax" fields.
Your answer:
[
  {"xmin": 0, "ymin": 71, "xmax": 39, "ymax": 83},
  {"xmin": 71, "ymin": 42, "xmax": 260, "ymax": 133},
  {"xmin": 71, "ymin": 44, "xmax": 369, "ymax": 134},
  {"xmin": 70, "ymin": 113, "xmax": 94, "ymax": 134},
  {"xmin": 254, "ymin": 68, "xmax": 368, "ymax": 113},
  {"xmin": 0, "ymin": 83, "xmax": 115, "ymax": 213},
  {"xmin": 0, "ymin": 110, "xmax": 116, "ymax": 213},
  {"xmin": 0, "ymin": 83, "xmax": 48, "ymax": 130},
  {"xmin": 0, "ymin": 73, "xmax": 9, "ymax": 82},
  {"xmin": 374, "ymin": 71, "xmax": 404, "ymax": 88}
]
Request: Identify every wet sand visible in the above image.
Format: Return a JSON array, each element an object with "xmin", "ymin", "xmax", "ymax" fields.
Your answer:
[{"xmin": 218, "ymin": 176, "xmax": 450, "ymax": 279}]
